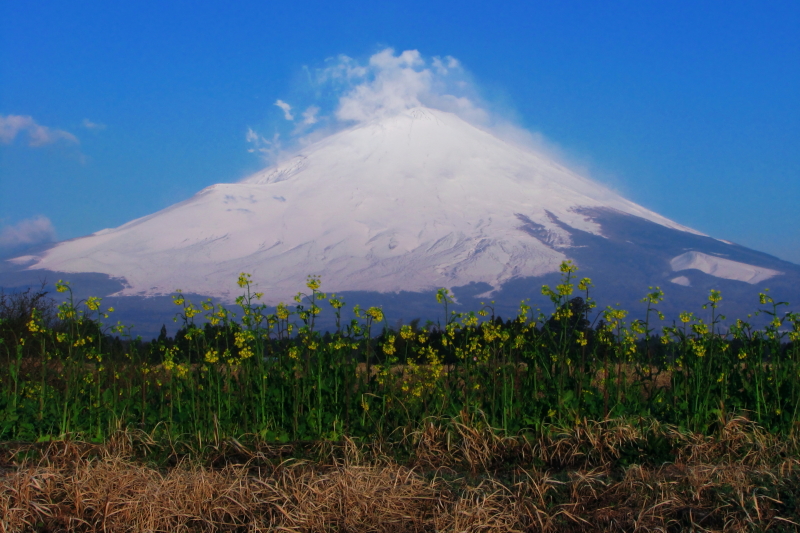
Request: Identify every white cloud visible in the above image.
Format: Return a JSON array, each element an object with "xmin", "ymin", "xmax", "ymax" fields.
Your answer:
[
  {"xmin": 0, "ymin": 115, "xmax": 79, "ymax": 146},
  {"xmin": 301, "ymin": 106, "xmax": 320, "ymax": 125},
  {"xmin": 320, "ymin": 49, "xmax": 590, "ymax": 167},
  {"xmin": 82, "ymin": 118, "xmax": 106, "ymax": 130},
  {"xmin": 255, "ymin": 48, "xmax": 594, "ymax": 180},
  {"xmin": 246, "ymin": 127, "xmax": 283, "ymax": 161},
  {"xmin": 431, "ymin": 55, "xmax": 460, "ymax": 74},
  {"xmin": 335, "ymin": 49, "xmax": 430, "ymax": 122},
  {"xmin": 314, "ymin": 54, "xmax": 368, "ymax": 84},
  {"xmin": 274, "ymin": 100, "xmax": 294, "ymax": 121},
  {"xmin": 250, "ymin": 48, "xmax": 512, "ymax": 163},
  {"xmin": 301, "ymin": 48, "xmax": 491, "ymax": 127},
  {"xmin": 0, "ymin": 216, "xmax": 57, "ymax": 249}
]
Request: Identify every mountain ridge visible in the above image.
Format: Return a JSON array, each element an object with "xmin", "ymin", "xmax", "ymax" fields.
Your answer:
[
  {"xmin": 4, "ymin": 105, "xmax": 799, "ymax": 339},
  {"xmin": 12, "ymin": 107, "xmax": 726, "ymax": 304}
]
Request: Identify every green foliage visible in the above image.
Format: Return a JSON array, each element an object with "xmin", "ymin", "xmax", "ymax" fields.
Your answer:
[{"xmin": 1, "ymin": 264, "xmax": 799, "ymax": 443}]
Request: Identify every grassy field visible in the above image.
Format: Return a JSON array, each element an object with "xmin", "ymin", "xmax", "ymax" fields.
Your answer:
[
  {"xmin": 1, "ymin": 262, "xmax": 798, "ymax": 443},
  {"xmin": 1, "ymin": 262, "xmax": 800, "ymax": 530},
  {"xmin": 2, "ymin": 417, "xmax": 800, "ymax": 531}
]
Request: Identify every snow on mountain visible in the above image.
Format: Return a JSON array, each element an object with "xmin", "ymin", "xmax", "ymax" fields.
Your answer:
[
  {"xmin": 669, "ymin": 275, "xmax": 692, "ymax": 287},
  {"xmin": 670, "ymin": 251, "xmax": 782, "ymax": 285},
  {"xmin": 22, "ymin": 107, "xmax": 708, "ymax": 303}
]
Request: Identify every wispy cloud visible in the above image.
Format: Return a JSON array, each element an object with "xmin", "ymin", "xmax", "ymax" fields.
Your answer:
[
  {"xmin": 274, "ymin": 100, "xmax": 294, "ymax": 121},
  {"xmin": 301, "ymin": 106, "xmax": 319, "ymax": 125},
  {"xmin": 0, "ymin": 115, "xmax": 79, "ymax": 146},
  {"xmin": 258, "ymin": 48, "xmax": 490, "ymax": 140},
  {"xmin": 248, "ymin": 48, "xmax": 587, "ymax": 175},
  {"xmin": 246, "ymin": 127, "xmax": 283, "ymax": 161},
  {"xmin": 82, "ymin": 118, "xmax": 107, "ymax": 130},
  {"xmin": 318, "ymin": 49, "xmax": 488, "ymax": 126},
  {"xmin": 0, "ymin": 216, "xmax": 57, "ymax": 251},
  {"xmin": 247, "ymin": 48, "xmax": 488, "ymax": 163}
]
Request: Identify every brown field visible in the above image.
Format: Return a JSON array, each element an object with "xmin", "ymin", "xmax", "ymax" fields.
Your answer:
[{"xmin": 2, "ymin": 417, "xmax": 800, "ymax": 532}]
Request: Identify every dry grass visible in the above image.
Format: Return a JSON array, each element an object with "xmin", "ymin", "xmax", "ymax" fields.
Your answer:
[{"xmin": 2, "ymin": 418, "xmax": 800, "ymax": 532}]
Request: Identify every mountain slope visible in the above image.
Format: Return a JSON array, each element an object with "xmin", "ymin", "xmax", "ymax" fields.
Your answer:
[{"xmin": 10, "ymin": 107, "xmax": 795, "ymax": 316}]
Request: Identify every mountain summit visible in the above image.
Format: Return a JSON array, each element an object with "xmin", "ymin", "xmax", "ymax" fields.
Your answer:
[{"xmin": 8, "ymin": 106, "xmax": 799, "ymax": 324}]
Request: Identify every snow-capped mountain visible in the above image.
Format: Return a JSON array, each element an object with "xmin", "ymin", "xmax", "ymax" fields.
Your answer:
[
  {"xmin": 5, "ymin": 106, "xmax": 799, "ymax": 332},
  {"xmin": 10, "ymin": 108, "xmax": 702, "ymax": 299}
]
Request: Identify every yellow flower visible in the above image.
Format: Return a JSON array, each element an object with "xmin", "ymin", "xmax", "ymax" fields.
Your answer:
[
  {"xmin": 559, "ymin": 260, "xmax": 578, "ymax": 274},
  {"xmin": 366, "ymin": 307, "xmax": 384, "ymax": 322},
  {"xmin": 276, "ymin": 303, "xmax": 290, "ymax": 320},
  {"xmin": 204, "ymin": 349, "xmax": 219, "ymax": 364},
  {"xmin": 554, "ymin": 307, "xmax": 573, "ymax": 321},
  {"xmin": 691, "ymin": 340, "xmax": 706, "ymax": 358},
  {"xmin": 175, "ymin": 364, "xmax": 189, "ymax": 379},
  {"xmin": 462, "ymin": 313, "xmax": 478, "ymax": 327},
  {"xmin": 642, "ymin": 286, "xmax": 664, "ymax": 305},
  {"xmin": 575, "ymin": 332, "xmax": 588, "ymax": 347},
  {"xmin": 237, "ymin": 272, "xmax": 252, "ymax": 288},
  {"xmin": 382, "ymin": 336, "xmax": 396, "ymax": 356},
  {"xmin": 556, "ymin": 283, "xmax": 573, "ymax": 297},
  {"xmin": 400, "ymin": 325, "xmax": 414, "ymax": 340},
  {"xmin": 55, "ymin": 280, "xmax": 69, "ymax": 293},
  {"xmin": 436, "ymin": 287, "xmax": 452, "ymax": 304},
  {"xmin": 305, "ymin": 275, "xmax": 321, "ymax": 291},
  {"xmin": 86, "ymin": 296, "xmax": 102, "ymax": 311}
]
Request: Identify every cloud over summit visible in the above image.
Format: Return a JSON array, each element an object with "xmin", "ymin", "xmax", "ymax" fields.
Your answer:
[
  {"xmin": 319, "ymin": 48, "xmax": 487, "ymax": 125},
  {"xmin": 248, "ymin": 48, "xmax": 498, "ymax": 162},
  {"xmin": 249, "ymin": 47, "xmax": 582, "ymax": 174}
]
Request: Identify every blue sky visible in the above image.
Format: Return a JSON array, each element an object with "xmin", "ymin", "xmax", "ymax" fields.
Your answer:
[{"xmin": 1, "ymin": 1, "xmax": 799, "ymax": 262}]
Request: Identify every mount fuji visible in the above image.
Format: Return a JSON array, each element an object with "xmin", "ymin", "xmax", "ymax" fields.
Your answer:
[{"xmin": 4, "ymin": 107, "xmax": 799, "ymax": 333}]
